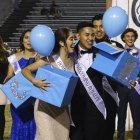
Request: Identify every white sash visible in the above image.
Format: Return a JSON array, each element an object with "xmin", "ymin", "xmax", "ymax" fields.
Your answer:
[
  {"xmin": 52, "ymin": 55, "xmax": 67, "ymax": 70},
  {"xmin": 8, "ymin": 54, "xmax": 21, "ymax": 75},
  {"xmin": 75, "ymin": 61, "xmax": 106, "ymax": 119},
  {"xmin": 102, "ymin": 76, "xmax": 119, "ymax": 106},
  {"xmin": 134, "ymin": 81, "xmax": 140, "ymax": 95}
]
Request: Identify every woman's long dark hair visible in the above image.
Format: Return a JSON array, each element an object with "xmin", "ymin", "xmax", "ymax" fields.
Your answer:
[
  {"xmin": 19, "ymin": 29, "xmax": 31, "ymax": 50},
  {"xmin": 0, "ymin": 36, "xmax": 8, "ymax": 62},
  {"xmin": 53, "ymin": 27, "xmax": 71, "ymax": 54}
]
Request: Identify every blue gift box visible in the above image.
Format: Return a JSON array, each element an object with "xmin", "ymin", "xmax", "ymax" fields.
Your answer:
[
  {"xmin": 91, "ymin": 42, "xmax": 140, "ymax": 87},
  {"xmin": 30, "ymin": 65, "xmax": 78, "ymax": 107},
  {"xmin": 1, "ymin": 73, "xmax": 33, "ymax": 108}
]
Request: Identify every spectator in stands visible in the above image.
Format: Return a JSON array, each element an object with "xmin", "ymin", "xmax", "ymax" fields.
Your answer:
[
  {"xmin": 0, "ymin": 36, "xmax": 9, "ymax": 140},
  {"xmin": 40, "ymin": 7, "xmax": 49, "ymax": 17},
  {"xmin": 49, "ymin": 0, "xmax": 58, "ymax": 15},
  {"xmin": 49, "ymin": 0, "xmax": 63, "ymax": 19}
]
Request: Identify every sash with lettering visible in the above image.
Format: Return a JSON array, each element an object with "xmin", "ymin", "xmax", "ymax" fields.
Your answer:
[
  {"xmin": 102, "ymin": 76, "xmax": 119, "ymax": 106},
  {"xmin": 52, "ymin": 55, "xmax": 67, "ymax": 70},
  {"xmin": 8, "ymin": 54, "xmax": 21, "ymax": 75},
  {"xmin": 75, "ymin": 60, "xmax": 106, "ymax": 119}
]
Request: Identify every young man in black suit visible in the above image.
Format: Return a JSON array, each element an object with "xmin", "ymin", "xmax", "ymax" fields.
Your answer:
[{"xmin": 70, "ymin": 21, "xmax": 119, "ymax": 140}]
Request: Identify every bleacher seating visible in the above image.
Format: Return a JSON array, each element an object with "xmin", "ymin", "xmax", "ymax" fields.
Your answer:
[{"xmin": 0, "ymin": 0, "xmax": 106, "ymax": 49}]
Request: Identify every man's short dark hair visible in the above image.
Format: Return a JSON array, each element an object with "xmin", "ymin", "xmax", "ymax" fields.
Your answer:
[
  {"xmin": 76, "ymin": 21, "xmax": 93, "ymax": 33},
  {"xmin": 121, "ymin": 28, "xmax": 138, "ymax": 42},
  {"xmin": 91, "ymin": 14, "xmax": 103, "ymax": 24}
]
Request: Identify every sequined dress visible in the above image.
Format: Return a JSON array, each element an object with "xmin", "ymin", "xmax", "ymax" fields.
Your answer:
[{"xmin": 10, "ymin": 56, "xmax": 36, "ymax": 140}]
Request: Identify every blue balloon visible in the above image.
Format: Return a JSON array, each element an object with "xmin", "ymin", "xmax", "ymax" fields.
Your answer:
[
  {"xmin": 103, "ymin": 6, "xmax": 128, "ymax": 38},
  {"xmin": 30, "ymin": 25, "xmax": 55, "ymax": 56}
]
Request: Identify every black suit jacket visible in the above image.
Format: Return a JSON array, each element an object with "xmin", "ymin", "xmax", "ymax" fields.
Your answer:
[
  {"xmin": 71, "ymin": 43, "xmax": 106, "ymax": 126},
  {"xmin": 71, "ymin": 42, "xmax": 121, "ymax": 125}
]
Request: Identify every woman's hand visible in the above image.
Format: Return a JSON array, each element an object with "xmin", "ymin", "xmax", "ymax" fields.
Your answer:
[
  {"xmin": 129, "ymin": 80, "xmax": 140, "ymax": 95},
  {"xmin": 129, "ymin": 80, "xmax": 136, "ymax": 88},
  {"xmin": 32, "ymin": 78, "xmax": 51, "ymax": 91}
]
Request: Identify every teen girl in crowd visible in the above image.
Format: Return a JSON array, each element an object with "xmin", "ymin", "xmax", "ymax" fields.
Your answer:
[{"xmin": 4, "ymin": 29, "xmax": 37, "ymax": 140}]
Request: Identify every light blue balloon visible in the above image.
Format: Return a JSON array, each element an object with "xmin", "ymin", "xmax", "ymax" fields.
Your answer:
[
  {"xmin": 30, "ymin": 25, "xmax": 55, "ymax": 56},
  {"xmin": 103, "ymin": 6, "xmax": 128, "ymax": 38}
]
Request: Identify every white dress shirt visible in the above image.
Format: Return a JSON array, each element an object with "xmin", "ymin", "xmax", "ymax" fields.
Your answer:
[{"xmin": 77, "ymin": 46, "xmax": 93, "ymax": 71}]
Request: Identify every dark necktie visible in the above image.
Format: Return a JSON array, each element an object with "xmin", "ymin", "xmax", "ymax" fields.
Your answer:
[{"xmin": 80, "ymin": 49, "xmax": 93, "ymax": 54}]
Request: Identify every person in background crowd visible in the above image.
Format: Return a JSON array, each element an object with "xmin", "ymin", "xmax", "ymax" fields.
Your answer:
[
  {"xmin": 22, "ymin": 27, "xmax": 75, "ymax": 140},
  {"xmin": 117, "ymin": 28, "xmax": 140, "ymax": 140},
  {"xmin": 0, "ymin": 36, "xmax": 9, "ymax": 140},
  {"xmin": 92, "ymin": 14, "xmax": 124, "ymax": 140},
  {"xmin": 4, "ymin": 29, "xmax": 37, "ymax": 140},
  {"xmin": 49, "ymin": 0, "xmax": 63, "ymax": 19},
  {"xmin": 40, "ymin": 7, "xmax": 49, "ymax": 17},
  {"xmin": 91, "ymin": 14, "xmax": 123, "ymax": 48}
]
